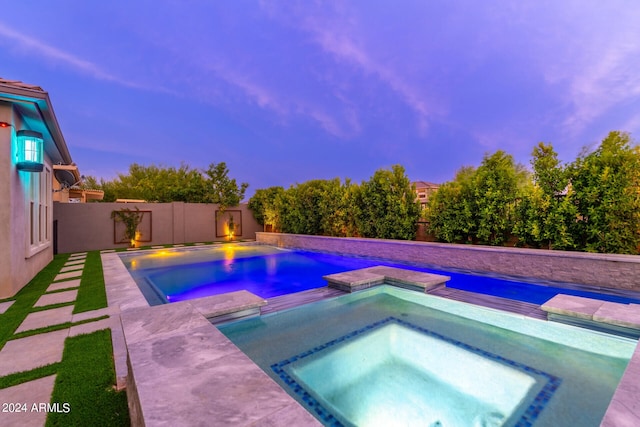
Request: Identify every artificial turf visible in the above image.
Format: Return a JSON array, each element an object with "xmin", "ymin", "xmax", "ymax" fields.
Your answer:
[
  {"xmin": 47, "ymin": 329, "xmax": 129, "ymax": 427},
  {"xmin": 74, "ymin": 251, "xmax": 108, "ymax": 314},
  {"xmin": 0, "ymin": 251, "xmax": 130, "ymax": 426}
]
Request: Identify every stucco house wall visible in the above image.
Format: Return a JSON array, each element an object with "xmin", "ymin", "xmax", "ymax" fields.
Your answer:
[
  {"xmin": 0, "ymin": 102, "xmax": 54, "ymax": 298},
  {"xmin": 0, "ymin": 80, "xmax": 75, "ymax": 299}
]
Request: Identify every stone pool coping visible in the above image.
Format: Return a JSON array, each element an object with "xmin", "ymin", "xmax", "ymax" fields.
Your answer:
[
  {"xmin": 102, "ymin": 249, "xmax": 640, "ymax": 426},
  {"xmin": 541, "ymin": 294, "xmax": 640, "ymax": 425}
]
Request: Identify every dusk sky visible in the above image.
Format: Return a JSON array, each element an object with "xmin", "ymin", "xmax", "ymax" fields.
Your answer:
[{"xmin": 2, "ymin": 1, "xmax": 640, "ymax": 198}]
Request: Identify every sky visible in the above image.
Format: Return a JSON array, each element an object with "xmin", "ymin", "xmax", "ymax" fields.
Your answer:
[{"xmin": 2, "ymin": 1, "xmax": 640, "ymax": 198}]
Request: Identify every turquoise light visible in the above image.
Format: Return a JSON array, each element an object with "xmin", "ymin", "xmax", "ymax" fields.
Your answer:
[{"xmin": 16, "ymin": 130, "xmax": 44, "ymax": 172}]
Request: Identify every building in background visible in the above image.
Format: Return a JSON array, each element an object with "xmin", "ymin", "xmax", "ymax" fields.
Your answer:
[{"xmin": 412, "ymin": 180, "xmax": 440, "ymax": 210}]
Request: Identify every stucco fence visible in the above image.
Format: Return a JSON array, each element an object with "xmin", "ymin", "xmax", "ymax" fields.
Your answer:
[
  {"xmin": 53, "ymin": 202, "xmax": 262, "ymax": 254},
  {"xmin": 256, "ymin": 232, "xmax": 640, "ymax": 292}
]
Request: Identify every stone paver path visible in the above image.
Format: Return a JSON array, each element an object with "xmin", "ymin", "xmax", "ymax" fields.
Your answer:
[
  {"xmin": 0, "ymin": 300, "xmax": 15, "ymax": 314},
  {"xmin": 15, "ymin": 306, "xmax": 74, "ymax": 333},
  {"xmin": 59, "ymin": 264, "xmax": 84, "ymax": 273},
  {"xmin": 34, "ymin": 290, "xmax": 78, "ymax": 308},
  {"xmin": 0, "ymin": 330, "xmax": 69, "ymax": 377},
  {"xmin": 0, "ymin": 375, "xmax": 57, "ymax": 427},
  {"xmin": 0, "ymin": 252, "xmax": 120, "ymax": 427},
  {"xmin": 46, "ymin": 279, "xmax": 81, "ymax": 293},
  {"xmin": 52, "ymin": 271, "xmax": 82, "ymax": 282}
]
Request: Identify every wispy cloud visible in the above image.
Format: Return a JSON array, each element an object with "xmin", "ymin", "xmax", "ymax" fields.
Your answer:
[
  {"xmin": 560, "ymin": 43, "xmax": 640, "ymax": 137},
  {"xmin": 282, "ymin": 8, "xmax": 439, "ymax": 135},
  {"xmin": 0, "ymin": 21, "xmax": 170, "ymax": 93},
  {"xmin": 203, "ymin": 59, "xmax": 361, "ymax": 139}
]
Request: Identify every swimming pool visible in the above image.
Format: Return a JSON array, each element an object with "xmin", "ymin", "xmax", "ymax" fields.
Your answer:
[
  {"xmin": 219, "ymin": 285, "xmax": 636, "ymax": 426},
  {"xmin": 120, "ymin": 243, "xmax": 640, "ymax": 306}
]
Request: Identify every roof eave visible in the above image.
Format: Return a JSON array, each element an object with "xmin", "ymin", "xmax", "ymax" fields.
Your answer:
[{"xmin": 0, "ymin": 82, "xmax": 72, "ymax": 165}]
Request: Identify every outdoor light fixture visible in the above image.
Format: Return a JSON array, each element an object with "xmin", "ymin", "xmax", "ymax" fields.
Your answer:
[
  {"xmin": 0, "ymin": 121, "xmax": 12, "ymax": 128},
  {"xmin": 16, "ymin": 130, "xmax": 44, "ymax": 172}
]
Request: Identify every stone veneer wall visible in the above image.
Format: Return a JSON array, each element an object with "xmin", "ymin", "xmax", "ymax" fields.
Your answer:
[{"xmin": 256, "ymin": 233, "xmax": 640, "ymax": 292}]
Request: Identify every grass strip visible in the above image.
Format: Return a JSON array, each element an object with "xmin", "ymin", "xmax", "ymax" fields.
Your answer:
[
  {"xmin": 74, "ymin": 251, "xmax": 108, "ymax": 314},
  {"xmin": 31, "ymin": 302, "xmax": 75, "ymax": 313},
  {"xmin": 46, "ymin": 329, "xmax": 129, "ymax": 427},
  {"xmin": 0, "ymin": 363, "xmax": 61, "ymax": 389}
]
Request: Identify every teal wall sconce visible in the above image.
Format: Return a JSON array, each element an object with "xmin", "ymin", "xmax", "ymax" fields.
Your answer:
[{"xmin": 16, "ymin": 130, "xmax": 44, "ymax": 172}]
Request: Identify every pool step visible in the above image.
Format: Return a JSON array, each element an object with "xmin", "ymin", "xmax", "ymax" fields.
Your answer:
[
  {"xmin": 324, "ymin": 266, "xmax": 450, "ymax": 293},
  {"xmin": 188, "ymin": 290, "xmax": 268, "ymax": 324}
]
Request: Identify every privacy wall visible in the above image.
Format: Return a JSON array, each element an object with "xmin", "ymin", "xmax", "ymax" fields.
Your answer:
[{"xmin": 54, "ymin": 202, "xmax": 262, "ymax": 253}]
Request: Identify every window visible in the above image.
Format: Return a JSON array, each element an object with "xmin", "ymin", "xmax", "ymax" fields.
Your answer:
[{"xmin": 26, "ymin": 165, "xmax": 51, "ymax": 257}]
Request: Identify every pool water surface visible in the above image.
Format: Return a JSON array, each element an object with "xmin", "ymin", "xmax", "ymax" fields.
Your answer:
[
  {"xmin": 219, "ymin": 286, "xmax": 635, "ymax": 426},
  {"xmin": 119, "ymin": 243, "xmax": 640, "ymax": 306}
]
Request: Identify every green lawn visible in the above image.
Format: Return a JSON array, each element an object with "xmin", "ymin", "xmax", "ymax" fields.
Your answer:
[{"xmin": 0, "ymin": 252, "xmax": 129, "ymax": 426}]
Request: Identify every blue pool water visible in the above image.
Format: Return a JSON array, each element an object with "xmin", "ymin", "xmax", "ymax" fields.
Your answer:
[
  {"xmin": 120, "ymin": 243, "xmax": 640, "ymax": 305},
  {"xmin": 219, "ymin": 286, "xmax": 636, "ymax": 426}
]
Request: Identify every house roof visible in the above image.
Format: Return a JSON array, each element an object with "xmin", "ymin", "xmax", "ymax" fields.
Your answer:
[
  {"xmin": 412, "ymin": 180, "xmax": 440, "ymax": 188},
  {"xmin": 0, "ymin": 77, "xmax": 72, "ymax": 166},
  {"xmin": 0, "ymin": 78, "xmax": 45, "ymax": 92}
]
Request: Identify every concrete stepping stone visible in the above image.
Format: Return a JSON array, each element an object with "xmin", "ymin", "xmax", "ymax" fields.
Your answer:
[
  {"xmin": 0, "ymin": 329, "xmax": 68, "ymax": 376},
  {"xmin": 67, "ymin": 255, "xmax": 86, "ymax": 262},
  {"xmin": 0, "ymin": 300, "xmax": 15, "ymax": 314},
  {"xmin": 100, "ymin": 249, "xmax": 116, "ymax": 253},
  {"xmin": 34, "ymin": 290, "xmax": 78, "ymax": 308},
  {"xmin": 151, "ymin": 246, "xmax": 165, "ymax": 249},
  {"xmin": 59, "ymin": 264, "xmax": 84, "ymax": 273},
  {"xmin": 173, "ymin": 244, "xmax": 184, "ymax": 247},
  {"xmin": 69, "ymin": 317, "xmax": 113, "ymax": 337},
  {"xmin": 53, "ymin": 271, "xmax": 82, "ymax": 282},
  {"xmin": 64, "ymin": 259, "xmax": 85, "ymax": 267},
  {"xmin": 46, "ymin": 279, "xmax": 81, "ymax": 293},
  {"xmin": 70, "ymin": 252, "xmax": 87, "ymax": 257},
  {"xmin": 16, "ymin": 306, "xmax": 74, "ymax": 333},
  {"xmin": 0, "ymin": 375, "xmax": 57, "ymax": 427}
]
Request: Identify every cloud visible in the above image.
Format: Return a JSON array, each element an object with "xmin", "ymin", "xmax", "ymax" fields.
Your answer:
[
  {"xmin": 0, "ymin": 21, "xmax": 171, "ymax": 93},
  {"xmin": 272, "ymin": 6, "xmax": 439, "ymax": 135},
  {"xmin": 559, "ymin": 42, "xmax": 640, "ymax": 137},
  {"xmin": 202, "ymin": 59, "xmax": 361, "ymax": 139}
]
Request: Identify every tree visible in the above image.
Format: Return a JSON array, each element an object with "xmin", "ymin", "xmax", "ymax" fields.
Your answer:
[
  {"xmin": 425, "ymin": 166, "xmax": 476, "ymax": 243},
  {"xmin": 248, "ymin": 186, "xmax": 285, "ymax": 230},
  {"xmin": 354, "ymin": 165, "xmax": 421, "ymax": 240},
  {"xmin": 275, "ymin": 179, "xmax": 351, "ymax": 236},
  {"xmin": 513, "ymin": 143, "xmax": 577, "ymax": 250},
  {"xmin": 203, "ymin": 162, "xmax": 249, "ymax": 210},
  {"xmin": 568, "ymin": 131, "xmax": 640, "ymax": 254},
  {"xmin": 473, "ymin": 151, "xmax": 527, "ymax": 245}
]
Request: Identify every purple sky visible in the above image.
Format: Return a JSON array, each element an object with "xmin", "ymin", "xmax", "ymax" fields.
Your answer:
[{"xmin": 2, "ymin": 1, "xmax": 640, "ymax": 198}]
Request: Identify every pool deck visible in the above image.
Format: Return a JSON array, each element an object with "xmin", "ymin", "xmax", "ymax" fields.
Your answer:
[{"xmin": 100, "ymin": 250, "xmax": 640, "ymax": 427}]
